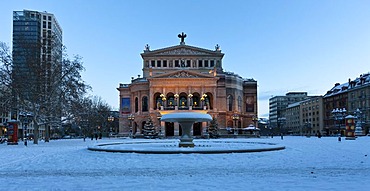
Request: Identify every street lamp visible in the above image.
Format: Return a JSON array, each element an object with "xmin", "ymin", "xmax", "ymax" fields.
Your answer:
[
  {"xmin": 332, "ymin": 108, "xmax": 346, "ymax": 137},
  {"xmin": 127, "ymin": 114, "xmax": 135, "ymax": 138},
  {"xmin": 354, "ymin": 108, "xmax": 364, "ymax": 136},
  {"xmin": 19, "ymin": 112, "xmax": 33, "ymax": 146},
  {"xmin": 305, "ymin": 122, "xmax": 312, "ymax": 137},
  {"xmin": 107, "ymin": 116, "xmax": 114, "ymax": 138},
  {"xmin": 188, "ymin": 94, "xmax": 193, "ymax": 106},
  {"xmin": 157, "ymin": 112, "xmax": 162, "ymax": 137},
  {"xmin": 200, "ymin": 94, "xmax": 207, "ymax": 109},
  {"xmin": 232, "ymin": 113, "xmax": 239, "ymax": 137},
  {"xmin": 174, "ymin": 94, "xmax": 179, "ymax": 106},
  {"xmin": 252, "ymin": 115, "xmax": 258, "ymax": 127}
]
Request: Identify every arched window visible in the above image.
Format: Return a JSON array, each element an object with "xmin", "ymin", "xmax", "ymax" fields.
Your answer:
[
  {"xmin": 179, "ymin": 96, "xmax": 187, "ymax": 107},
  {"xmin": 227, "ymin": 95, "xmax": 233, "ymax": 111},
  {"xmin": 134, "ymin": 97, "xmax": 138, "ymax": 112},
  {"xmin": 142, "ymin": 96, "xmax": 148, "ymax": 112},
  {"xmin": 238, "ymin": 96, "xmax": 242, "ymax": 112}
]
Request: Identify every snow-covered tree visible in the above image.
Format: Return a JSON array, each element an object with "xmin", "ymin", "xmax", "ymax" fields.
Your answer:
[
  {"xmin": 208, "ymin": 117, "xmax": 220, "ymax": 138},
  {"xmin": 142, "ymin": 117, "xmax": 158, "ymax": 139}
]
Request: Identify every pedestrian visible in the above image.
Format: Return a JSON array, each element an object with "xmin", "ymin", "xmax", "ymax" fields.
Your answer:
[{"xmin": 95, "ymin": 133, "xmax": 98, "ymax": 140}]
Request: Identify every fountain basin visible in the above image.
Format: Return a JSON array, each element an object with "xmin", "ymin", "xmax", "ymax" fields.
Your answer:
[
  {"xmin": 160, "ymin": 112, "xmax": 212, "ymax": 147},
  {"xmin": 87, "ymin": 139, "xmax": 285, "ymax": 154}
]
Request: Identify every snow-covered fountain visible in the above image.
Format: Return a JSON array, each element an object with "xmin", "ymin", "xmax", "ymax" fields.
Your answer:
[
  {"xmin": 88, "ymin": 112, "xmax": 285, "ymax": 154},
  {"xmin": 160, "ymin": 112, "xmax": 212, "ymax": 147}
]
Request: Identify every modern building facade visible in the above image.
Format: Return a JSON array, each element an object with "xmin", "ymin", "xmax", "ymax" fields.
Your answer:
[
  {"xmin": 269, "ymin": 92, "xmax": 310, "ymax": 132},
  {"xmin": 117, "ymin": 34, "xmax": 258, "ymax": 137},
  {"xmin": 12, "ymin": 10, "xmax": 63, "ymax": 138}
]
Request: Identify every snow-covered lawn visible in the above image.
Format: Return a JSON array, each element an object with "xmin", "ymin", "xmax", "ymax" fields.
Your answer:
[{"xmin": 1, "ymin": 136, "xmax": 369, "ymax": 191}]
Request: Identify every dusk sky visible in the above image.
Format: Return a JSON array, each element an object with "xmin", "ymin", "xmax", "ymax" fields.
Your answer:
[{"xmin": 1, "ymin": 0, "xmax": 369, "ymax": 117}]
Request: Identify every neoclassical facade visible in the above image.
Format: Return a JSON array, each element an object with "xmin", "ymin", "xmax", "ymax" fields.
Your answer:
[{"xmin": 117, "ymin": 34, "xmax": 257, "ymax": 137}]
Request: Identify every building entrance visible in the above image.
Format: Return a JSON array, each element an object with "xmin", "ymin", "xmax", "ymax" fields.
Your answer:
[
  {"xmin": 165, "ymin": 122, "xmax": 174, "ymax": 136},
  {"xmin": 193, "ymin": 122, "xmax": 201, "ymax": 136}
]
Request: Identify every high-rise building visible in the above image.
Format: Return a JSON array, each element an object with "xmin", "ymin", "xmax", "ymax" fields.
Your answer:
[
  {"xmin": 12, "ymin": 10, "xmax": 62, "ymax": 138},
  {"xmin": 13, "ymin": 10, "xmax": 62, "ymax": 84}
]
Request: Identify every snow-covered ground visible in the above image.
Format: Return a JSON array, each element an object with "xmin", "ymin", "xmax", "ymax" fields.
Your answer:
[{"xmin": 1, "ymin": 136, "xmax": 369, "ymax": 191}]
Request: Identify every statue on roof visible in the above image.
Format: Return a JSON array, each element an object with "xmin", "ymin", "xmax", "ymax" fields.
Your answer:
[
  {"xmin": 144, "ymin": 44, "xmax": 150, "ymax": 52},
  {"xmin": 215, "ymin": 44, "xmax": 220, "ymax": 51},
  {"xmin": 178, "ymin": 32, "xmax": 187, "ymax": 45}
]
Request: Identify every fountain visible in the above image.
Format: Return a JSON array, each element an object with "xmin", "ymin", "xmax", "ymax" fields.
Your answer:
[
  {"xmin": 87, "ymin": 112, "xmax": 285, "ymax": 154},
  {"xmin": 160, "ymin": 112, "xmax": 212, "ymax": 147}
]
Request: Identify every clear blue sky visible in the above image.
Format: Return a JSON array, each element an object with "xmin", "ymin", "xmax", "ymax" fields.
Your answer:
[{"xmin": 1, "ymin": 0, "xmax": 370, "ymax": 117}]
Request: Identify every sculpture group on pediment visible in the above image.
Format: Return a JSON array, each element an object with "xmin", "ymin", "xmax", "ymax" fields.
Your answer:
[
  {"xmin": 168, "ymin": 71, "xmax": 197, "ymax": 78},
  {"xmin": 158, "ymin": 48, "xmax": 208, "ymax": 55}
]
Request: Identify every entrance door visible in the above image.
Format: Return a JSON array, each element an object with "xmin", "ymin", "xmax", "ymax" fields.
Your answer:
[
  {"xmin": 179, "ymin": 124, "xmax": 182, "ymax": 136},
  {"xmin": 193, "ymin": 122, "xmax": 202, "ymax": 136},
  {"xmin": 165, "ymin": 122, "xmax": 174, "ymax": 136}
]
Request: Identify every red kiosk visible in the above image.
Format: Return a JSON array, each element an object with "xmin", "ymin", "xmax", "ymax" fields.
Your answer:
[
  {"xmin": 345, "ymin": 115, "xmax": 356, "ymax": 140},
  {"xmin": 7, "ymin": 120, "xmax": 19, "ymax": 145}
]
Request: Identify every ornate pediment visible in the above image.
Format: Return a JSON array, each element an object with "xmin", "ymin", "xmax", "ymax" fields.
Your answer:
[
  {"xmin": 168, "ymin": 71, "xmax": 198, "ymax": 78},
  {"xmin": 151, "ymin": 70, "xmax": 215, "ymax": 79},
  {"xmin": 157, "ymin": 48, "xmax": 209, "ymax": 56}
]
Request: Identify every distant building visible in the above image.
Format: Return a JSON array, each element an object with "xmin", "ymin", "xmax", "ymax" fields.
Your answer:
[
  {"xmin": 324, "ymin": 73, "xmax": 370, "ymax": 135},
  {"xmin": 117, "ymin": 33, "xmax": 258, "ymax": 137},
  {"xmin": 285, "ymin": 101, "xmax": 302, "ymax": 135},
  {"xmin": 12, "ymin": 10, "xmax": 63, "ymax": 138},
  {"xmin": 300, "ymin": 96, "xmax": 324, "ymax": 136},
  {"xmin": 269, "ymin": 92, "xmax": 310, "ymax": 132}
]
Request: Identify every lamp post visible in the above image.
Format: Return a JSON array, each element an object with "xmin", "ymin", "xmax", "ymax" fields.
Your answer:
[
  {"xmin": 127, "ymin": 114, "xmax": 135, "ymax": 138},
  {"xmin": 160, "ymin": 94, "xmax": 166, "ymax": 109},
  {"xmin": 252, "ymin": 115, "xmax": 258, "ymax": 127},
  {"xmin": 305, "ymin": 122, "xmax": 312, "ymax": 137},
  {"xmin": 232, "ymin": 113, "xmax": 239, "ymax": 137},
  {"xmin": 332, "ymin": 108, "xmax": 346, "ymax": 141},
  {"xmin": 157, "ymin": 112, "xmax": 162, "ymax": 137},
  {"xmin": 332, "ymin": 108, "xmax": 346, "ymax": 137},
  {"xmin": 19, "ymin": 112, "xmax": 33, "ymax": 146},
  {"xmin": 188, "ymin": 94, "xmax": 193, "ymax": 107},
  {"xmin": 107, "ymin": 116, "xmax": 114, "ymax": 138},
  {"xmin": 201, "ymin": 93, "xmax": 207, "ymax": 109},
  {"xmin": 174, "ymin": 94, "xmax": 179, "ymax": 106}
]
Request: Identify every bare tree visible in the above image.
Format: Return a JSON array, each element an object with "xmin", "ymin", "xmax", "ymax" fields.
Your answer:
[
  {"xmin": 0, "ymin": 42, "xmax": 13, "ymax": 114},
  {"xmin": 71, "ymin": 96, "xmax": 111, "ymax": 139},
  {"xmin": 0, "ymin": 40, "xmax": 90, "ymax": 144}
]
